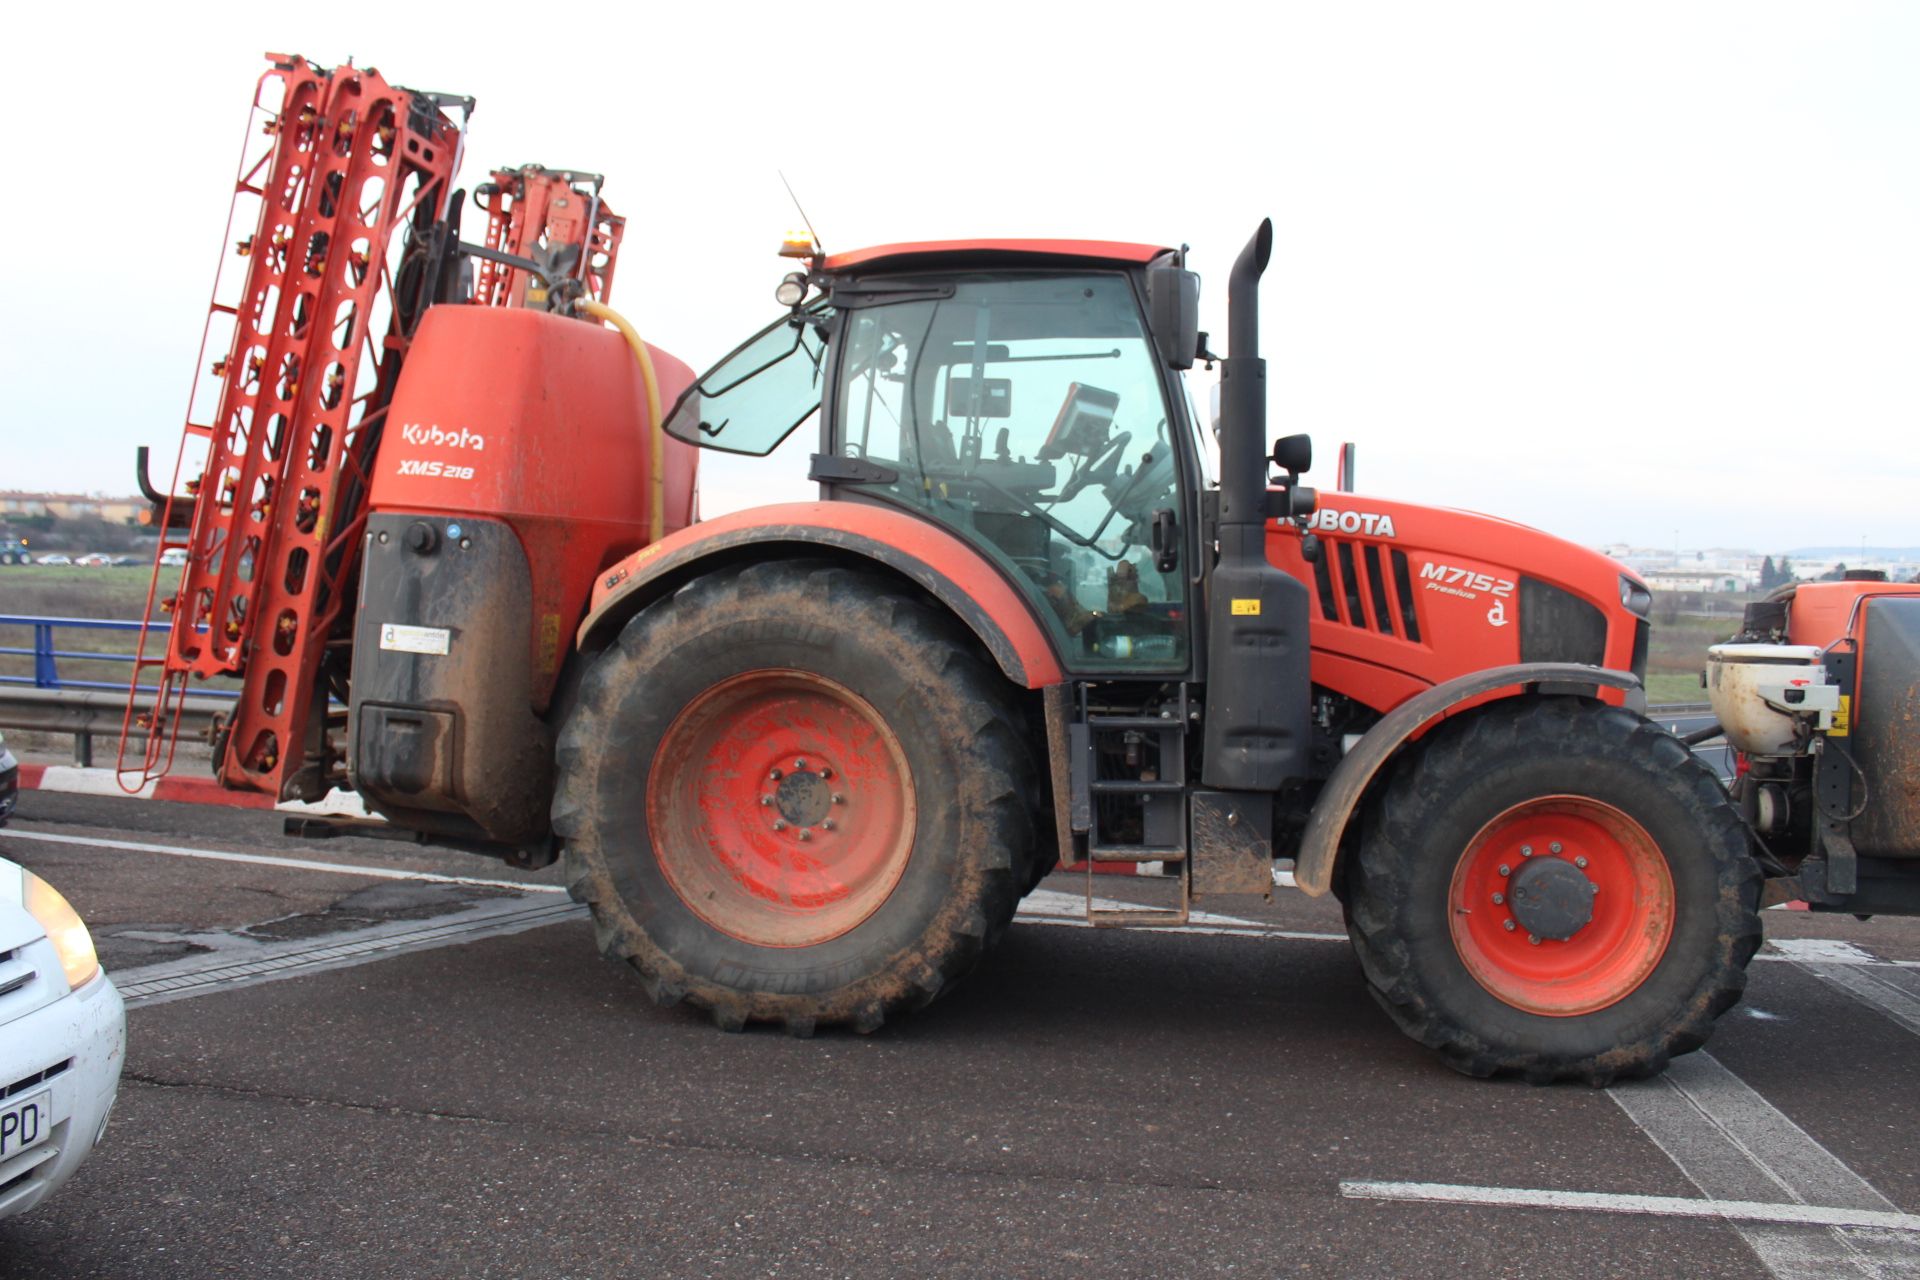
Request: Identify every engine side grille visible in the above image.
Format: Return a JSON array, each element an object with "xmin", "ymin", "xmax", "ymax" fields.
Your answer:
[
  {"xmin": 1519, "ymin": 577, "xmax": 1608, "ymax": 666},
  {"xmin": 1310, "ymin": 537, "xmax": 1423, "ymax": 644}
]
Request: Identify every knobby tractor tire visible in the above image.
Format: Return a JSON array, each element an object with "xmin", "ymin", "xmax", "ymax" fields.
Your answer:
[
  {"xmin": 552, "ymin": 559, "xmax": 1039, "ymax": 1035},
  {"xmin": 1344, "ymin": 697, "xmax": 1762, "ymax": 1085}
]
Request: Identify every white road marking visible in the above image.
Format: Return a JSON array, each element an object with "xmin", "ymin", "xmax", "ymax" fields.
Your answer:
[
  {"xmin": 32, "ymin": 766, "xmax": 156, "ymax": 799},
  {"xmin": 114, "ymin": 897, "xmax": 586, "ymax": 1008},
  {"xmin": 1609, "ymin": 1052, "xmax": 1920, "ymax": 1279},
  {"xmin": 1803, "ymin": 963, "xmax": 1920, "ymax": 1037},
  {"xmin": 1770, "ymin": 938, "xmax": 1881, "ymax": 964},
  {"xmin": 1780, "ymin": 947, "xmax": 1920, "ymax": 1039},
  {"xmin": 1015, "ymin": 888, "xmax": 1345, "ymax": 941},
  {"xmin": 1015, "ymin": 914, "xmax": 1348, "ymax": 943},
  {"xmin": 0, "ymin": 827, "xmax": 567, "ymax": 893},
  {"xmin": 1339, "ymin": 1180, "xmax": 1920, "ymax": 1233}
]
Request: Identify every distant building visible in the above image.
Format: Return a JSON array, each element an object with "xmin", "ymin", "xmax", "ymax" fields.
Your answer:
[
  {"xmin": 1642, "ymin": 569, "xmax": 1744, "ymax": 593},
  {"xmin": 0, "ymin": 492, "xmax": 144, "ymax": 523}
]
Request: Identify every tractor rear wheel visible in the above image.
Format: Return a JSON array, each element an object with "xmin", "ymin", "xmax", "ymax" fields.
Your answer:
[
  {"xmin": 552, "ymin": 559, "xmax": 1035, "ymax": 1034},
  {"xmin": 1343, "ymin": 697, "xmax": 1761, "ymax": 1084}
]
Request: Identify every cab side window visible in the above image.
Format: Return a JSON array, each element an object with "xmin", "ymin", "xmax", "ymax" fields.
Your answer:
[{"xmin": 836, "ymin": 275, "xmax": 1187, "ymax": 669}]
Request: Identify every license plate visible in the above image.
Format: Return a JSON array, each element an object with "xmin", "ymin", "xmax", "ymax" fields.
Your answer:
[{"xmin": 0, "ymin": 1090, "xmax": 51, "ymax": 1161}]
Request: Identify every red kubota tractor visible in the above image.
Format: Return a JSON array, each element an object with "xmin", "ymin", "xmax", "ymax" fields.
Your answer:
[{"xmin": 129, "ymin": 54, "xmax": 1787, "ymax": 1083}]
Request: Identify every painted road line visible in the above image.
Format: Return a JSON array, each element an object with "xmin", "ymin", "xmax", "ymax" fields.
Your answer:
[
  {"xmin": 1768, "ymin": 939, "xmax": 1880, "ymax": 964},
  {"xmin": 1609, "ymin": 1051, "xmax": 1918, "ymax": 1279},
  {"xmin": 1339, "ymin": 1180, "xmax": 1920, "ymax": 1233},
  {"xmin": 1016, "ymin": 914, "xmax": 1348, "ymax": 943},
  {"xmin": 1766, "ymin": 938, "xmax": 1920, "ymax": 1038},
  {"xmin": 1797, "ymin": 962, "xmax": 1920, "ymax": 1037},
  {"xmin": 0, "ymin": 827, "xmax": 566, "ymax": 894},
  {"xmin": 1016, "ymin": 888, "xmax": 1347, "ymax": 941},
  {"xmin": 115, "ymin": 897, "xmax": 587, "ymax": 1008}
]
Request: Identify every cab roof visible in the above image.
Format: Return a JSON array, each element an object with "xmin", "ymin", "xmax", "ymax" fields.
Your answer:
[{"xmin": 822, "ymin": 239, "xmax": 1172, "ymax": 273}]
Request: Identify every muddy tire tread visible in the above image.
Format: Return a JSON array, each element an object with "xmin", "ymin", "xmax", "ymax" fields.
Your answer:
[
  {"xmin": 553, "ymin": 558, "xmax": 1036, "ymax": 1036},
  {"xmin": 1344, "ymin": 697, "xmax": 1762, "ymax": 1085}
]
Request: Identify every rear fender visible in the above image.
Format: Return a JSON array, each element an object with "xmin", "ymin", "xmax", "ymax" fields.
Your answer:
[
  {"xmin": 577, "ymin": 502, "xmax": 1064, "ymax": 688},
  {"xmin": 1294, "ymin": 663, "xmax": 1643, "ymax": 897}
]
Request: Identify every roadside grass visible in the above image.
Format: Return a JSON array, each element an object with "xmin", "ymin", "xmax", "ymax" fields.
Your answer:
[
  {"xmin": 1645, "ymin": 605, "xmax": 1743, "ymax": 708},
  {"xmin": 1644, "ymin": 671, "xmax": 1705, "ymax": 705}
]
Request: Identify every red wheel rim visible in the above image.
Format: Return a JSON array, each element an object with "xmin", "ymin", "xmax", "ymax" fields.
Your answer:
[
  {"xmin": 646, "ymin": 670, "xmax": 916, "ymax": 948},
  {"xmin": 1447, "ymin": 796, "xmax": 1674, "ymax": 1016}
]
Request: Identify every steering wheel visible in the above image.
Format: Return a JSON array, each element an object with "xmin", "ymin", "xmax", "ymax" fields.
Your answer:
[{"xmin": 1058, "ymin": 431, "xmax": 1132, "ymax": 503}]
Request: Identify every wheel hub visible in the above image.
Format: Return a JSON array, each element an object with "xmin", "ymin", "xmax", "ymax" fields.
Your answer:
[
  {"xmin": 772, "ymin": 767, "xmax": 833, "ymax": 829},
  {"xmin": 647, "ymin": 669, "xmax": 915, "ymax": 949},
  {"xmin": 1447, "ymin": 795, "xmax": 1676, "ymax": 1017},
  {"xmin": 1506, "ymin": 855, "xmax": 1597, "ymax": 941}
]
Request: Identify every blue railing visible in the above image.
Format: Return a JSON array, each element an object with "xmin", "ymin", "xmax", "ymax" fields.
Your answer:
[{"xmin": 0, "ymin": 615, "xmax": 238, "ymax": 699}]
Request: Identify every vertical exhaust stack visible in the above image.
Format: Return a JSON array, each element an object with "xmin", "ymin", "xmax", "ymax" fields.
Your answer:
[{"xmin": 1202, "ymin": 220, "xmax": 1314, "ymax": 792}]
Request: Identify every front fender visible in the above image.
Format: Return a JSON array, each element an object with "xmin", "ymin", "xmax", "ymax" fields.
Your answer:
[
  {"xmin": 1294, "ymin": 663, "xmax": 1643, "ymax": 897},
  {"xmin": 577, "ymin": 502, "xmax": 1065, "ymax": 689}
]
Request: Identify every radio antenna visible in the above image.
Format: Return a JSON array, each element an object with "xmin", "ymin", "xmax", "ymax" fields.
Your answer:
[{"xmin": 778, "ymin": 171, "xmax": 825, "ymax": 255}]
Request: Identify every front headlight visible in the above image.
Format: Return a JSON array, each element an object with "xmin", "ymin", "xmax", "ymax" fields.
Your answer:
[
  {"xmin": 22, "ymin": 870, "xmax": 99, "ymax": 990},
  {"xmin": 1619, "ymin": 574, "xmax": 1653, "ymax": 619}
]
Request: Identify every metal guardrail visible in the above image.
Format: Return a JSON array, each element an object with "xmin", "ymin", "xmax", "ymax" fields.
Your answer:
[
  {"xmin": 0, "ymin": 614, "xmax": 236, "ymax": 766},
  {"xmin": 0, "ymin": 613, "xmax": 236, "ymax": 697},
  {"xmin": 0, "ymin": 686, "xmax": 230, "ymax": 766}
]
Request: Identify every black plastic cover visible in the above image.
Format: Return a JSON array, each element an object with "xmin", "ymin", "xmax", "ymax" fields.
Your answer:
[
  {"xmin": 349, "ymin": 512, "xmax": 553, "ymax": 848},
  {"xmin": 1519, "ymin": 577, "xmax": 1608, "ymax": 668},
  {"xmin": 1852, "ymin": 597, "xmax": 1920, "ymax": 859}
]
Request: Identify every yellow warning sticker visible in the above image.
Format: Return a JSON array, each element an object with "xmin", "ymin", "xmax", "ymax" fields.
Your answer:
[
  {"xmin": 538, "ymin": 613, "xmax": 562, "ymax": 673},
  {"xmin": 1231, "ymin": 598, "xmax": 1261, "ymax": 616},
  {"xmin": 1833, "ymin": 695, "xmax": 1851, "ymax": 736}
]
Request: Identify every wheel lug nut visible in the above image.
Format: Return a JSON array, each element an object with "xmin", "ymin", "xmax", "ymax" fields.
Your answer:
[
  {"xmin": 1550, "ymin": 841, "xmax": 1563, "ymax": 854},
  {"xmin": 832, "ymin": 793, "xmax": 845, "ymax": 805},
  {"xmin": 795, "ymin": 759, "xmax": 807, "ymax": 770},
  {"xmin": 822, "ymin": 819, "xmax": 835, "ymax": 831},
  {"xmin": 772, "ymin": 820, "xmax": 786, "ymax": 831},
  {"xmin": 760, "ymin": 795, "xmax": 772, "ymax": 807},
  {"xmin": 1575, "ymin": 855, "xmax": 1587, "ymax": 868},
  {"xmin": 1528, "ymin": 934, "xmax": 1541, "ymax": 946},
  {"xmin": 1503, "ymin": 919, "xmax": 1517, "ymax": 932},
  {"xmin": 769, "ymin": 768, "xmax": 782, "ymax": 781},
  {"xmin": 798, "ymin": 829, "xmax": 811, "ymax": 842},
  {"xmin": 1491, "ymin": 892, "xmax": 1505, "ymax": 905},
  {"xmin": 1498, "ymin": 864, "xmax": 1511, "ymax": 878},
  {"xmin": 1521, "ymin": 845, "xmax": 1534, "ymax": 857},
  {"xmin": 819, "ymin": 767, "xmax": 832, "ymax": 779}
]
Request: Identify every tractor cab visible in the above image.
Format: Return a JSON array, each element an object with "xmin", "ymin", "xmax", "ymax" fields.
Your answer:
[{"xmin": 663, "ymin": 240, "xmax": 1213, "ymax": 676}]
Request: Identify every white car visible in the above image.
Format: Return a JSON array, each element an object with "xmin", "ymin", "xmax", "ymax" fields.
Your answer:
[
  {"xmin": 0, "ymin": 855, "xmax": 124, "ymax": 1218},
  {"xmin": 32, "ymin": 555, "xmax": 71, "ymax": 567}
]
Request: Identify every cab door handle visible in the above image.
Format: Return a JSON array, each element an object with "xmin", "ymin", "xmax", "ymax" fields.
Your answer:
[{"xmin": 1151, "ymin": 508, "xmax": 1178, "ymax": 573}]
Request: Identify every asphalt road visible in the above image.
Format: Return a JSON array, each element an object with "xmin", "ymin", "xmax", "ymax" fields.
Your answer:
[{"xmin": 2, "ymin": 789, "xmax": 1919, "ymax": 1278}]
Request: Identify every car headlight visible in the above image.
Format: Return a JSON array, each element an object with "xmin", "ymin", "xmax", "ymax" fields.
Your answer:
[{"xmin": 22, "ymin": 870, "xmax": 99, "ymax": 990}]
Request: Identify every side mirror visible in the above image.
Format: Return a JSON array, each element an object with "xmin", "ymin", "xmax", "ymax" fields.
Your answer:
[
  {"xmin": 1271, "ymin": 433, "xmax": 1312, "ymax": 476},
  {"xmin": 1145, "ymin": 262, "xmax": 1201, "ymax": 370}
]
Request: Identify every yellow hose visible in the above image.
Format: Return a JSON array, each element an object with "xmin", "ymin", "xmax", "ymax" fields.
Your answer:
[{"xmin": 577, "ymin": 298, "xmax": 666, "ymax": 544}]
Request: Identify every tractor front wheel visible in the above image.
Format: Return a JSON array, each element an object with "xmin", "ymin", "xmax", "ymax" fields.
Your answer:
[
  {"xmin": 552, "ymin": 560, "xmax": 1036, "ymax": 1034},
  {"xmin": 1344, "ymin": 697, "xmax": 1761, "ymax": 1084}
]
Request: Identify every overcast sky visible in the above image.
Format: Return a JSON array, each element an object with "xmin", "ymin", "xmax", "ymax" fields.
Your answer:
[{"xmin": 3, "ymin": 2, "xmax": 1913, "ymax": 551}]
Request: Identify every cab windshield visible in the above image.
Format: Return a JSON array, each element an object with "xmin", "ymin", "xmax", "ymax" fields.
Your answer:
[{"xmin": 834, "ymin": 273, "xmax": 1188, "ymax": 669}]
